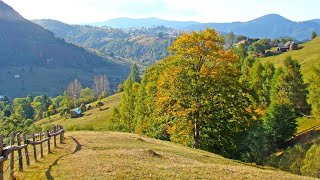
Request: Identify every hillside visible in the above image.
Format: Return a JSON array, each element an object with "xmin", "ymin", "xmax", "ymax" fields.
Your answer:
[
  {"xmin": 260, "ymin": 36, "xmax": 320, "ymax": 80},
  {"xmin": 86, "ymin": 14, "xmax": 320, "ymax": 40},
  {"xmin": 33, "ymin": 19, "xmax": 176, "ymax": 67},
  {"xmin": 0, "ymin": 1, "xmax": 130, "ymax": 98},
  {"xmin": 13, "ymin": 131, "xmax": 312, "ymax": 179},
  {"xmin": 35, "ymin": 93, "xmax": 122, "ymax": 131}
]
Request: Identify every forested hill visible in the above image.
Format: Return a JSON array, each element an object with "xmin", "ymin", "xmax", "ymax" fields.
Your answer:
[
  {"xmin": 33, "ymin": 19, "xmax": 177, "ymax": 67},
  {"xmin": 0, "ymin": 1, "xmax": 130, "ymax": 98}
]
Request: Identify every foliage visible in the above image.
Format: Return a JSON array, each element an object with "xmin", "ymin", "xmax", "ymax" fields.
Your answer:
[
  {"xmin": 311, "ymin": 31, "xmax": 317, "ymax": 40},
  {"xmin": 80, "ymin": 88, "xmax": 97, "ymax": 104},
  {"xmin": 263, "ymin": 102, "xmax": 297, "ymax": 149},
  {"xmin": 113, "ymin": 29, "xmax": 254, "ymax": 159},
  {"xmin": 307, "ymin": 65, "xmax": 320, "ymax": 116},
  {"xmin": 236, "ymin": 35, "xmax": 247, "ymax": 43},
  {"xmin": 270, "ymin": 56, "xmax": 309, "ymax": 113},
  {"xmin": 300, "ymin": 144, "xmax": 320, "ymax": 177},
  {"xmin": 93, "ymin": 75, "xmax": 110, "ymax": 98}
]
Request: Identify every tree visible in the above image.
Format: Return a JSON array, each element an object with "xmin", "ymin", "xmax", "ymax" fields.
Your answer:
[
  {"xmin": 129, "ymin": 64, "xmax": 140, "ymax": 83},
  {"xmin": 226, "ymin": 32, "xmax": 235, "ymax": 49},
  {"xmin": 270, "ymin": 56, "xmax": 309, "ymax": 113},
  {"xmin": 308, "ymin": 65, "xmax": 320, "ymax": 116},
  {"xmin": 157, "ymin": 28, "xmax": 252, "ymax": 153},
  {"xmin": 263, "ymin": 101, "xmax": 297, "ymax": 150},
  {"xmin": 236, "ymin": 35, "xmax": 247, "ymax": 43},
  {"xmin": 80, "ymin": 88, "xmax": 96, "ymax": 104},
  {"xmin": 93, "ymin": 75, "xmax": 110, "ymax": 98},
  {"xmin": 12, "ymin": 97, "xmax": 34, "ymax": 120},
  {"xmin": 67, "ymin": 79, "xmax": 82, "ymax": 106},
  {"xmin": 249, "ymin": 41, "xmax": 266, "ymax": 56},
  {"xmin": 311, "ymin": 31, "xmax": 317, "ymax": 40},
  {"xmin": 32, "ymin": 95, "xmax": 51, "ymax": 120}
]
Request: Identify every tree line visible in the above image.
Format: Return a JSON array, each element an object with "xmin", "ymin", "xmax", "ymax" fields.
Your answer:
[
  {"xmin": 0, "ymin": 75, "xmax": 110, "ymax": 136},
  {"xmin": 112, "ymin": 28, "xmax": 320, "ymax": 165}
]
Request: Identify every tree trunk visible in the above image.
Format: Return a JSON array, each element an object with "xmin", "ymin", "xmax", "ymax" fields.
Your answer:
[{"xmin": 194, "ymin": 119, "xmax": 200, "ymax": 149}]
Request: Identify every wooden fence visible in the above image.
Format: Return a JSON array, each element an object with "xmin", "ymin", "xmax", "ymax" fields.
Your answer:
[{"xmin": 0, "ymin": 125, "xmax": 65, "ymax": 180}]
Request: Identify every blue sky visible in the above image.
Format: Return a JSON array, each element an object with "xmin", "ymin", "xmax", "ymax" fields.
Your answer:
[{"xmin": 2, "ymin": 0, "xmax": 320, "ymax": 24}]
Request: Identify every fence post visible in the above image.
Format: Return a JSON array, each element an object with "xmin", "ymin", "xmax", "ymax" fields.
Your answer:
[
  {"xmin": 23, "ymin": 133, "xmax": 30, "ymax": 166},
  {"xmin": 10, "ymin": 133, "xmax": 15, "ymax": 180},
  {"xmin": 59, "ymin": 126, "xmax": 63, "ymax": 144},
  {"xmin": 40, "ymin": 133, "xmax": 43, "ymax": 158},
  {"xmin": 61, "ymin": 125, "xmax": 65, "ymax": 141},
  {"xmin": 32, "ymin": 133, "xmax": 37, "ymax": 162},
  {"xmin": 0, "ymin": 135, "xmax": 4, "ymax": 180},
  {"xmin": 46, "ymin": 130, "xmax": 51, "ymax": 154},
  {"xmin": 16, "ymin": 133, "xmax": 23, "ymax": 172},
  {"xmin": 53, "ymin": 126, "xmax": 57, "ymax": 148}
]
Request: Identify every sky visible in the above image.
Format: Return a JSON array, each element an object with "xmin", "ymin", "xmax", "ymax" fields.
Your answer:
[{"xmin": 2, "ymin": 0, "xmax": 320, "ymax": 24}]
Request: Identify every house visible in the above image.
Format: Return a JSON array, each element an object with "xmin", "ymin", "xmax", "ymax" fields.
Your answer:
[
  {"xmin": 277, "ymin": 41, "xmax": 298, "ymax": 53},
  {"xmin": 70, "ymin": 108, "xmax": 82, "ymax": 118},
  {"xmin": 236, "ymin": 39, "xmax": 251, "ymax": 49}
]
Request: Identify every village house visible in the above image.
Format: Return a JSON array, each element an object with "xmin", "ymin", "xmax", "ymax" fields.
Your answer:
[{"xmin": 277, "ymin": 41, "xmax": 298, "ymax": 53}]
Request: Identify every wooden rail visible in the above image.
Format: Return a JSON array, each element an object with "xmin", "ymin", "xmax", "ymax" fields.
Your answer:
[{"xmin": 0, "ymin": 125, "xmax": 65, "ymax": 180}]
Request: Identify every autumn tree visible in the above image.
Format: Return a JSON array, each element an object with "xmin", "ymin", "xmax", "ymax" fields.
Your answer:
[
  {"xmin": 157, "ymin": 29, "xmax": 253, "ymax": 154},
  {"xmin": 93, "ymin": 75, "xmax": 110, "ymax": 99}
]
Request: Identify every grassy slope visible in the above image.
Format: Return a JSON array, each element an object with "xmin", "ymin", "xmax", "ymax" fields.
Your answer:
[
  {"xmin": 14, "ymin": 131, "xmax": 313, "ymax": 179},
  {"xmin": 260, "ymin": 36, "xmax": 320, "ymax": 81},
  {"xmin": 31, "ymin": 94, "xmax": 315, "ymax": 179},
  {"xmin": 35, "ymin": 93, "xmax": 121, "ymax": 131},
  {"xmin": 260, "ymin": 37, "xmax": 320, "ymax": 133}
]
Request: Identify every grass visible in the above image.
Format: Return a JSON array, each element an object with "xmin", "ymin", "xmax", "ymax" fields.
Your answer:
[
  {"xmin": 260, "ymin": 36, "xmax": 320, "ymax": 81},
  {"xmin": 12, "ymin": 131, "xmax": 314, "ymax": 179},
  {"xmin": 35, "ymin": 93, "xmax": 121, "ymax": 131}
]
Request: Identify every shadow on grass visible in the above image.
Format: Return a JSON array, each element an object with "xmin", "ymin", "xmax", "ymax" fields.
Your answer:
[{"xmin": 45, "ymin": 137, "xmax": 82, "ymax": 180}]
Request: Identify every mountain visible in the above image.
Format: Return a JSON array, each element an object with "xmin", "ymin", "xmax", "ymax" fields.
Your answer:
[
  {"xmin": 33, "ymin": 19, "xmax": 177, "ymax": 67},
  {"xmin": 184, "ymin": 14, "xmax": 320, "ymax": 40},
  {"xmin": 88, "ymin": 14, "xmax": 320, "ymax": 40},
  {"xmin": 87, "ymin": 17, "xmax": 200, "ymax": 29},
  {"xmin": 0, "ymin": 1, "xmax": 129, "ymax": 98},
  {"xmin": 309, "ymin": 19, "xmax": 320, "ymax": 25}
]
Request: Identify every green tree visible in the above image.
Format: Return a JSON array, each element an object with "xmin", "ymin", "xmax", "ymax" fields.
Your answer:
[
  {"xmin": 308, "ymin": 65, "xmax": 320, "ymax": 116},
  {"xmin": 311, "ymin": 31, "xmax": 317, "ymax": 40},
  {"xmin": 225, "ymin": 32, "xmax": 235, "ymax": 49},
  {"xmin": 270, "ymin": 56, "xmax": 309, "ymax": 113},
  {"xmin": 263, "ymin": 100, "xmax": 297, "ymax": 150},
  {"xmin": 80, "ymin": 87, "xmax": 96, "ymax": 104},
  {"xmin": 249, "ymin": 41, "xmax": 266, "ymax": 56},
  {"xmin": 129, "ymin": 64, "xmax": 140, "ymax": 83},
  {"xmin": 12, "ymin": 97, "xmax": 34, "ymax": 120},
  {"xmin": 236, "ymin": 35, "xmax": 247, "ymax": 43}
]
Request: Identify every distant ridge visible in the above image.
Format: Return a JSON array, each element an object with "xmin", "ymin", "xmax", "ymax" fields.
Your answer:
[
  {"xmin": 87, "ymin": 17, "xmax": 200, "ymax": 29},
  {"xmin": 86, "ymin": 14, "xmax": 320, "ymax": 40}
]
